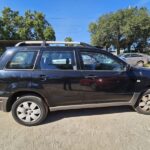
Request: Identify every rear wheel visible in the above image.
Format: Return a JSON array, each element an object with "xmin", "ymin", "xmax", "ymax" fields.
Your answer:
[
  {"xmin": 135, "ymin": 92, "xmax": 150, "ymax": 115},
  {"xmin": 136, "ymin": 61, "xmax": 144, "ymax": 67},
  {"xmin": 12, "ymin": 95, "xmax": 48, "ymax": 126}
]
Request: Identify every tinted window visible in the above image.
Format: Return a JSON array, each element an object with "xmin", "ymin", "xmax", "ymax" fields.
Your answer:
[
  {"xmin": 6, "ymin": 51, "xmax": 37, "ymax": 69},
  {"xmin": 130, "ymin": 54, "xmax": 142, "ymax": 57},
  {"xmin": 81, "ymin": 52, "xmax": 124, "ymax": 71},
  {"xmin": 124, "ymin": 54, "xmax": 131, "ymax": 58},
  {"xmin": 40, "ymin": 51, "xmax": 75, "ymax": 70}
]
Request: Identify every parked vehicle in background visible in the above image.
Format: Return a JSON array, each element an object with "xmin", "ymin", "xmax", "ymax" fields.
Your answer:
[
  {"xmin": 1, "ymin": 41, "xmax": 150, "ymax": 126},
  {"xmin": 145, "ymin": 54, "xmax": 150, "ymax": 62},
  {"xmin": 118, "ymin": 53, "xmax": 149, "ymax": 67}
]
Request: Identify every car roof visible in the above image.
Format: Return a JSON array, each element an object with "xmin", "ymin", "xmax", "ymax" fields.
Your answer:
[{"xmin": 6, "ymin": 41, "xmax": 109, "ymax": 53}]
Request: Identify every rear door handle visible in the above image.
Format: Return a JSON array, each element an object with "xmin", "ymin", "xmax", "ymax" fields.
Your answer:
[{"xmin": 40, "ymin": 75, "xmax": 47, "ymax": 81}]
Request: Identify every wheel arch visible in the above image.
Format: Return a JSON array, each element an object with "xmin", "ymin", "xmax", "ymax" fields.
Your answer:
[
  {"xmin": 132, "ymin": 87, "xmax": 150, "ymax": 107},
  {"xmin": 137, "ymin": 60, "xmax": 144, "ymax": 64},
  {"xmin": 6, "ymin": 90, "xmax": 49, "ymax": 112}
]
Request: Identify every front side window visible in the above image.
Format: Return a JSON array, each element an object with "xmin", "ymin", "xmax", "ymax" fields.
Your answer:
[
  {"xmin": 80, "ymin": 52, "xmax": 124, "ymax": 71},
  {"xmin": 6, "ymin": 51, "xmax": 37, "ymax": 69},
  {"xmin": 40, "ymin": 51, "xmax": 75, "ymax": 70}
]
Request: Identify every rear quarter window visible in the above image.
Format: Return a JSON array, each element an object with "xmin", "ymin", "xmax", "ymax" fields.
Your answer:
[{"xmin": 6, "ymin": 51, "xmax": 37, "ymax": 69}]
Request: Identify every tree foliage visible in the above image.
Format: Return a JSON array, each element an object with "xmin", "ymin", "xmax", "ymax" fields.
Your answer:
[
  {"xmin": 89, "ymin": 7, "xmax": 150, "ymax": 54},
  {"xmin": 64, "ymin": 37, "xmax": 73, "ymax": 46},
  {"xmin": 0, "ymin": 7, "xmax": 56, "ymax": 40},
  {"xmin": 64, "ymin": 37, "xmax": 73, "ymax": 42}
]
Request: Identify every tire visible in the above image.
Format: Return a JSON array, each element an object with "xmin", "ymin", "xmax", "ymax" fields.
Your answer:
[
  {"xmin": 12, "ymin": 95, "xmax": 48, "ymax": 126},
  {"xmin": 136, "ymin": 61, "xmax": 144, "ymax": 67},
  {"xmin": 134, "ymin": 91, "xmax": 150, "ymax": 115}
]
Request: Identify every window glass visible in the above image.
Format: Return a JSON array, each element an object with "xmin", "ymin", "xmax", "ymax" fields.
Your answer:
[
  {"xmin": 130, "ymin": 54, "xmax": 142, "ymax": 57},
  {"xmin": 81, "ymin": 52, "xmax": 124, "ymax": 71},
  {"xmin": 40, "ymin": 51, "xmax": 75, "ymax": 70},
  {"xmin": 6, "ymin": 51, "xmax": 37, "ymax": 69},
  {"xmin": 124, "ymin": 54, "xmax": 131, "ymax": 58}
]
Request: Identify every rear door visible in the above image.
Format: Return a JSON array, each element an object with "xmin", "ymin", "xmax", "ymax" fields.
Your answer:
[
  {"xmin": 130, "ymin": 54, "xmax": 143, "ymax": 64},
  {"xmin": 32, "ymin": 47, "xmax": 84, "ymax": 107},
  {"xmin": 124, "ymin": 54, "xmax": 134, "ymax": 65}
]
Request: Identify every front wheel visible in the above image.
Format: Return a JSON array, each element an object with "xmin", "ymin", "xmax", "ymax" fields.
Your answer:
[
  {"xmin": 12, "ymin": 95, "xmax": 48, "ymax": 126},
  {"xmin": 135, "ymin": 93, "xmax": 150, "ymax": 115}
]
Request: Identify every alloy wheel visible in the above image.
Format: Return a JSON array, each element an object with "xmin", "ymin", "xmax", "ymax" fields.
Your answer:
[
  {"xmin": 139, "ymin": 94, "xmax": 150, "ymax": 112},
  {"xmin": 16, "ymin": 101, "xmax": 41, "ymax": 123},
  {"xmin": 137, "ymin": 62, "xmax": 144, "ymax": 67}
]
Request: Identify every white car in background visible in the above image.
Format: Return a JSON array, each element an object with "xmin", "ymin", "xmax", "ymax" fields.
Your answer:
[{"xmin": 118, "ymin": 53, "xmax": 149, "ymax": 67}]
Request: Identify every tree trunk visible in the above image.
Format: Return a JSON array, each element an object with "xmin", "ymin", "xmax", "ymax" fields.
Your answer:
[
  {"xmin": 116, "ymin": 42, "xmax": 120, "ymax": 55},
  {"xmin": 127, "ymin": 44, "xmax": 131, "ymax": 52},
  {"xmin": 106, "ymin": 46, "xmax": 109, "ymax": 51},
  {"xmin": 117, "ymin": 47, "xmax": 120, "ymax": 55},
  {"xmin": 116, "ymin": 38, "xmax": 120, "ymax": 55}
]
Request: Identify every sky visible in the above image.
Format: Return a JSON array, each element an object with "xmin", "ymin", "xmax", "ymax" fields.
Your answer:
[{"xmin": 0, "ymin": 0, "xmax": 150, "ymax": 43}]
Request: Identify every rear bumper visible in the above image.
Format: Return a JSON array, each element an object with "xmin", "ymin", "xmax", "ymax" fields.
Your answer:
[{"xmin": 0, "ymin": 97, "xmax": 8, "ymax": 111}]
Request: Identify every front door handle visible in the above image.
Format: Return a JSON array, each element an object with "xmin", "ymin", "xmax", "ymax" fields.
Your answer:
[{"xmin": 40, "ymin": 75, "xmax": 47, "ymax": 81}]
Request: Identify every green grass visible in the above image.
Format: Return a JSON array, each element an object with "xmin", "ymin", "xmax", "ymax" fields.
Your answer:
[{"xmin": 144, "ymin": 63, "xmax": 150, "ymax": 67}]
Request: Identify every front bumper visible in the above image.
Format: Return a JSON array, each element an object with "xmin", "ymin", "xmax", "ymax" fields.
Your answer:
[{"xmin": 0, "ymin": 97, "xmax": 8, "ymax": 111}]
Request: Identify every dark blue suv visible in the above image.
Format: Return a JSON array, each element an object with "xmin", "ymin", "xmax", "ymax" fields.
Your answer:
[{"xmin": 0, "ymin": 41, "xmax": 150, "ymax": 126}]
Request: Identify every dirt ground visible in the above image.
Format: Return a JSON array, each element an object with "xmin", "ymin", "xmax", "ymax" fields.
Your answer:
[{"xmin": 0, "ymin": 106, "xmax": 150, "ymax": 150}]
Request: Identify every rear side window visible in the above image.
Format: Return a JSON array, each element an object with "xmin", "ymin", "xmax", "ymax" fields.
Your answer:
[
  {"xmin": 130, "ymin": 54, "xmax": 142, "ymax": 57},
  {"xmin": 6, "ymin": 51, "xmax": 37, "ymax": 69},
  {"xmin": 40, "ymin": 51, "xmax": 75, "ymax": 70},
  {"xmin": 124, "ymin": 54, "xmax": 131, "ymax": 58}
]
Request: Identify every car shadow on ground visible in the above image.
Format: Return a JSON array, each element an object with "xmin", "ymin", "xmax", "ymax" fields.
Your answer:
[{"xmin": 43, "ymin": 106, "xmax": 134, "ymax": 125}]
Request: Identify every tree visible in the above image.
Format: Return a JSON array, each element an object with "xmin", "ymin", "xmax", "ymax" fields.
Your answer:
[
  {"xmin": 0, "ymin": 17, "xmax": 3, "ymax": 39},
  {"xmin": 64, "ymin": 37, "xmax": 73, "ymax": 46},
  {"xmin": 123, "ymin": 7, "xmax": 150, "ymax": 52},
  {"xmin": 0, "ymin": 7, "xmax": 56, "ymax": 41},
  {"xmin": 89, "ymin": 7, "xmax": 150, "ymax": 54},
  {"xmin": 64, "ymin": 37, "xmax": 73, "ymax": 42},
  {"xmin": 44, "ymin": 26, "xmax": 56, "ymax": 40},
  {"xmin": 0, "ymin": 7, "xmax": 20, "ymax": 40}
]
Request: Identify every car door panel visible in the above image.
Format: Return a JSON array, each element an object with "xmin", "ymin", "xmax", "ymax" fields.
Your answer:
[
  {"xmin": 78, "ymin": 50, "xmax": 136, "ymax": 104},
  {"xmin": 79, "ymin": 70, "xmax": 135, "ymax": 103},
  {"xmin": 32, "ymin": 48, "xmax": 85, "ymax": 107},
  {"xmin": 32, "ymin": 70, "xmax": 85, "ymax": 106}
]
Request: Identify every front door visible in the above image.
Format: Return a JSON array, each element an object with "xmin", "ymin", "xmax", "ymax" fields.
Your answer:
[{"xmin": 78, "ymin": 50, "xmax": 136, "ymax": 103}]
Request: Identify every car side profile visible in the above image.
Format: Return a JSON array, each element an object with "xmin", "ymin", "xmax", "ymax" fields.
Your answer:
[
  {"xmin": 118, "ymin": 53, "xmax": 148, "ymax": 67},
  {"xmin": 1, "ymin": 41, "xmax": 150, "ymax": 126}
]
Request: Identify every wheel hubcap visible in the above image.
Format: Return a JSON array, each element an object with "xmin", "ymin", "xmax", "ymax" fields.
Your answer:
[
  {"xmin": 139, "ymin": 94, "xmax": 150, "ymax": 112},
  {"xmin": 137, "ymin": 62, "xmax": 143, "ymax": 67},
  {"xmin": 16, "ymin": 101, "xmax": 41, "ymax": 123}
]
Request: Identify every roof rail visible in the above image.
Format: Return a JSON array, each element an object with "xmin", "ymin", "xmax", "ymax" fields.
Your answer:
[{"xmin": 15, "ymin": 41, "xmax": 93, "ymax": 48}]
